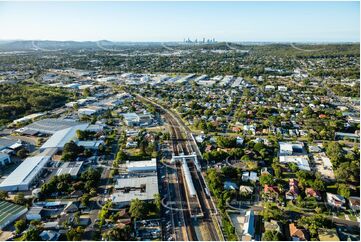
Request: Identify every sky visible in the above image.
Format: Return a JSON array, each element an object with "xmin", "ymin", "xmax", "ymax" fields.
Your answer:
[{"xmin": 0, "ymin": 1, "xmax": 359, "ymax": 42}]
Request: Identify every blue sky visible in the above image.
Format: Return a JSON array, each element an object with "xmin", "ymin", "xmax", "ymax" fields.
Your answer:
[{"xmin": 0, "ymin": 1, "xmax": 359, "ymax": 42}]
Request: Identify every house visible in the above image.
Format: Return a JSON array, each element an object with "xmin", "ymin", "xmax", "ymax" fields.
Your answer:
[
  {"xmin": 26, "ymin": 207, "xmax": 42, "ymax": 221},
  {"xmin": 39, "ymin": 230, "xmax": 60, "ymax": 241},
  {"xmin": 305, "ymin": 188, "xmax": 322, "ymax": 200},
  {"xmin": 261, "ymin": 167, "xmax": 273, "ymax": 176},
  {"xmin": 289, "ymin": 223, "xmax": 309, "ymax": 241},
  {"xmin": 224, "ymin": 181, "xmax": 238, "ymax": 190},
  {"xmin": 242, "ymin": 171, "xmax": 258, "ymax": 183},
  {"xmin": 126, "ymin": 141, "xmax": 138, "ymax": 148},
  {"xmin": 236, "ymin": 137, "xmax": 244, "ymax": 145},
  {"xmin": 286, "ymin": 179, "xmax": 300, "ymax": 200},
  {"xmin": 63, "ymin": 202, "xmax": 79, "ymax": 214},
  {"xmin": 318, "ymin": 228, "xmax": 340, "ymax": 241},
  {"xmin": 242, "ymin": 210, "xmax": 255, "ymax": 241},
  {"xmin": 348, "ymin": 196, "xmax": 360, "ymax": 212},
  {"xmin": 263, "ymin": 185, "xmax": 280, "ymax": 201},
  {"xmin": 239, "ymin": 185, "xmax": 254, "ymax": 195},
  {"xmin": 205, "ymin": 145, "xmax": 214, "ymax": 152},
  {"xmin": 326, "ymin": 193, "xmax": 346, "ymax": 209},
  {"xmin": 264, "ymin": 220, "xmax": 282, "ymax": 234},
  {"xmin": 0, "ymin": 153, "xmax": 11, "ymax": 166}
]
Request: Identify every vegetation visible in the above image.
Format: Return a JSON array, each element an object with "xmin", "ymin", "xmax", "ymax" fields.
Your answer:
[{"xmin": 0, "ymin": 83, "xmax": 72, "ymax": 125}]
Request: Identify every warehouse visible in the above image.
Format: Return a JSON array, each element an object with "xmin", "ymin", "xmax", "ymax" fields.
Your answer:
[
  {"xmin": 0, "ymin": 154, "xmax": 52, "ymax": 191},
  {"xmin": 17, "ymin": 118, "xmax": 86, "ymax": 135},
  {"xmin": 0, "ymin": 201, "xmax": 28, "ymax": 229},
  {"xmin": 40, "ymin": 123, "xmax": 89, "ymax": 151},
  {"xmin": 126, "ymin": 158, "xmax": 157, "ymax": 173}
]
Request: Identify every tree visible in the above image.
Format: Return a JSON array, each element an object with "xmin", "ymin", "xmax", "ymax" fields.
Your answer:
[
  {"xmin": 262, "ymin": 230, "xmax": 283, "ymax": 241},
  {"xmin": 311, "ymin": 178, "xmax": 326, "ymax": 191},
  {"xmin": 260, "ymin": 174, "xmax": 274, "ymax": 186},
  {"xmin": 154, "ymin": 193, "xmax": 161, "ymax": 213},
  {"xmin": 0, "ymin": 190, "xmax": 8, "ymax": 200},
  {"xmin": 102, "ymin": 225, "xmax": 131, "ymax": 241},
  {"xmin": 337, "ymin": 183, "xmax": 350, "ymax": 198},
  {"xmin": 82, "ymin": 87, "xmax": 91, "ymax": 97},
  {"xmin": 129, "ymin": 198, "xmax": 146, "ymax": 220},
  {"xmin": 66, "ymin": 226, "xmax": 84, "ymax": 241},
  {"xmin": 16, "ymin": 148, "xmax": 28, "ymax": 159},
  {"xmin": 325, "ymin": 142, "xmax": 344, "ymax": 166},
  {"xmin": 15, "ymin": 219, "xmax": 27, "ymax": 234},
  {"xmin": 21, "ymin": 227, "xmax": 40, "ymax": 241},
  {"xmin": 14, "ymin": 192, "xmax": 26, "ymax": 205}
]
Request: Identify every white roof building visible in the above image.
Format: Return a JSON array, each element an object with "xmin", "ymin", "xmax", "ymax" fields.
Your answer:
[
  {"xmin": 126, "ymin": 158, "xmax": 157, "ymax": 173},
  {"xmin": 111, "ymin": 175, "xmax": 158, "ymax": 207},
  {"xmin": 0, "ymin": 154, "xmax": 51, "ymax": 191},
  {"xmin": 40, "ymin": 123, "xmax": 89, "ymax": 151}
]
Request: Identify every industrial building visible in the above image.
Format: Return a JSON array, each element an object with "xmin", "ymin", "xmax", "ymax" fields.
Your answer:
[
  {"xmin": 0, "ymin": 201, "xmax": 28, "ymax": 229},
  {"xmin": 0, "ymin": 153, "xmax": 52, "ymax": 191},
  {"xmin": 111, "ymin": 175, "xmax": 159, "ymax": 207},
  {"xmin": 121, "ymin": 112, "xmax": 153, "ymax": 127},
  {"xmin": 40, "ymin": 123, "xmax": 89, "ymax": 151},
  {"xmin": 0, "ymin": 118, "xmax": 90, "ymax": 191},
  {"xmin": 16, "ymin": 118, "xmax": 87, "ymax": 135},
  {"xmin": 126, "ymin": 158, "xmax": 157, "ymax": 173}
]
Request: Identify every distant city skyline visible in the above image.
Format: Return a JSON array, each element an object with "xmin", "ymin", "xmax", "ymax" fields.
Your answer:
[{"xmin": 0, "ymin": 1, "xmax": 359, "ymax": 42}]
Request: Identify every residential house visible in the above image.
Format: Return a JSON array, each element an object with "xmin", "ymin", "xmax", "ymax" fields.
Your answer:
[
  {"xmin": 242, "ymin": 171, "xmax": 258, "ymax": 183},
  {"xmin": 305, "ymin": 188, "xmax": 322, "ymax": 200},
  {"xmin": 348, "ymin": 196, "xmax": 360, "ymax": 212},
  {"xmin": 289, "ymin": 223, "xmax": 309, "ymax": 241},
  {"xmin": 326, "ymin": 193, "xmax": 346, "ymax": 209}
]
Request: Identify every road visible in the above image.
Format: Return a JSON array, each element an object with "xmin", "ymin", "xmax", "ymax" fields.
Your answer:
[{"xmin": 136, "ymin": 94, "xmax": 223, "ymax": 241}]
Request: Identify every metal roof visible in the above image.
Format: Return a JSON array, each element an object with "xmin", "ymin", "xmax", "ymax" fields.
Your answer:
[
  {"xmin": 40, "ymin": 123, "xmax": 89, "ymax": 150},
  {"xmin": 0, "ymin": 155, "xmax": 51, "ymax": 190},
  {"xmin": 182, "ymin": 159, "xmax": 196, "ymax": 197}
]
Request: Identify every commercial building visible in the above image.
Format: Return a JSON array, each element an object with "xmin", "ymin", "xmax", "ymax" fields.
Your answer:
[
  {"xmin": 40, "ymin": 123, "xmax": 89, "ymax": 151},
  {"xmin": 111, "ymin": 175, "xmax": 159, "ymax": 207},
  {"xmin": 56, "ymin": 161, "xmax": 84, "ymax": 177},
  {"xmin": 0, "ymin": 153, "xmax": 52, "ymax": 191},
  {"xmin": 0, "ymin": 201, "xmax": 28, "ymax": 229},
  {"xmin": 126, "ymin": 158, "xmax": 157, "ymax": 173},
  {"xmin": 17, "ymin": 118, "xmax": 84, "ymax": 135},
  {"xmin": 77, "ymin": 140, "xmax": 104, "ymax": 150},
  {"xmin": 121, "ymin": 112, "xmax": 153, "ymax": 127}
]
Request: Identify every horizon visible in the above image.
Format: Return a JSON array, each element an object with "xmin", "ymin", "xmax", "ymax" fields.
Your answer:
[{"xmin": 0, "ymin": 1, "xmax": 359, "ymax": 42}]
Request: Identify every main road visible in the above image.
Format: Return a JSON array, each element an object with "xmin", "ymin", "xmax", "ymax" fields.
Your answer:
[{"xmin": 135, "ymin": 94, "xmax": 224, "ymax": 241}]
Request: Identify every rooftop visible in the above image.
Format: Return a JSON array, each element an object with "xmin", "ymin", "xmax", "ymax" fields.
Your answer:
[
  {"xmin": 0, "ymin": 154, "xmax": 51, "ymax": 190},
  {"xmin": 112, "ymin": 175, "xmax": 158, "ymax": 204}
]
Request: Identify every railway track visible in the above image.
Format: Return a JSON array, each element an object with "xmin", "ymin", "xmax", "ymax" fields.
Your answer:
[{"xmin": 136, "ymin": 94, "xmax": 223, "ymax": 241}]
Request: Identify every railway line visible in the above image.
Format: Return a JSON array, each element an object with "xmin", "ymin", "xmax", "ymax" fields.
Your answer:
[{"xmin": 136, "ymin": 94, "xmax": 223, "ymax": 241}]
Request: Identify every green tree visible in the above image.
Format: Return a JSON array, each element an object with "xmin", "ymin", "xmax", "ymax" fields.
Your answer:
[
  {"xmin": 14, "ymin": 192, "xmax": 26, "ymax": 205},
  {"xmin": 260, "ymin": 174, "xmax": 274, "ymax": 186},
  {"xmin": 66, "ymin": 226, "xmax": 84, "ymax": 241},
  {"xmin": 262, "ymin": 230, "xmax": 283, "ymax": 241},
  {"xmin": 129, "ymin": 198, "xmax": 146, "ymax": 220},
  {"xmin": 15, "ymin": 219, "xmax": 27, "ymax": 234},
  {"xmin": 0, "ymin": 190, "xmax": 8, "ymax": 200},
  {"xmin": 337, "ymin": 183, "xmax": 350, "ymax": 198}
]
